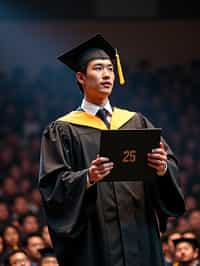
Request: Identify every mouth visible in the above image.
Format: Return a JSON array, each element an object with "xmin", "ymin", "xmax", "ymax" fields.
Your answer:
[
  {"xmin": 180, "ymin": 255, "xmax": 187, "ymax": 260},
  {"xmin": 101, "ymin": 82, "xmax": 112, "ymax": 88}
]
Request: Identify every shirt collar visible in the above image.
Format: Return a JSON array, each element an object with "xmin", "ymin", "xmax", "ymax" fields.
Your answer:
[{"xmin": 81, "ymin": 98, "xmax": 112, "ymax": 116}]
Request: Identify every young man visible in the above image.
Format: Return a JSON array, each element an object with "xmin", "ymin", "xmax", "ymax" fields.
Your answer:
[
  {"xmin": 4, "ymin": 250, "xmax": 31, "ymax": 266},
  {"xmin": 24, "ymin": 233, "xmax": 45, "ymax": 266},
  {"xmin": 39, "ymin": 34, "xmax": 185, "ymax": 266},
  {"xmin": 38, "ymin": 248, "xmax": 59, "ymax": 266},
  {"xmin": 173, "ymin": 237, "xmax": 200, "ymax": 266}
]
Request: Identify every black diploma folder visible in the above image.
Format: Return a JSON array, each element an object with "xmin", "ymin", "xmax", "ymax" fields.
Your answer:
[{"xmin": 99, "ymin": 128, "xmax": 162, "ymax": 181}]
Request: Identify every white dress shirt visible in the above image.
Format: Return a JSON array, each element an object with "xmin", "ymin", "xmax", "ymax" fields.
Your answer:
[{"xmin": 81, "ymin": 98, "xmax": 112, "ymax": 122}]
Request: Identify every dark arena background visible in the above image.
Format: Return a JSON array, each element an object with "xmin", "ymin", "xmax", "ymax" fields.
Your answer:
[{"xmin": 0, "ymin": 0, "xmax": 200, "ymax": 264}]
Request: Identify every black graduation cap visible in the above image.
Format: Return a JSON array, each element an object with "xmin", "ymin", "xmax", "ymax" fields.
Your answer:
[
  {"xmin": 173, "ymin": 237, "xmax": 199, "ymax": 249},
  {"xmin": 58, "ymin": 34, "xmax": 125, "ymax": 85},
  {"xmin": 38, "ymin": 247, "xmax": 56, "ymax": 258}
]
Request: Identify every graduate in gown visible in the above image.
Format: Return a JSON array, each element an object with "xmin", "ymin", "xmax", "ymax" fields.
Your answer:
[{"xmin": 39, "ymin": 34, "xmax": 185, "ymax": 266}]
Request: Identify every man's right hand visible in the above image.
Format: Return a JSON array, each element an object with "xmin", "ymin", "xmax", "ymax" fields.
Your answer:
[{"xmin": 88, "ymin": 155, "xmax": 114, "ymax": 184}]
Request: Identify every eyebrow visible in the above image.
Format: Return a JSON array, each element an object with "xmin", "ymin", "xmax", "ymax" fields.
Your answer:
[{"xmin": 93, "ymin": 63, "xmax": 113, "ymax": 67}]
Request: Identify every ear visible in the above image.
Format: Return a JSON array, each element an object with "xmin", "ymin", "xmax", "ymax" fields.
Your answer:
[
  {"xmin": 76, "ymin": 72, "xmax": 86, "ymax": 85},
  {"xmin": 194, "ymin": 248, "xmax": 199, "ymax": 259}
]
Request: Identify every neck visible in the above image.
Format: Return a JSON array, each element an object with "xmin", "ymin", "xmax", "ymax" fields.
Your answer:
[{"xmin": 85, "ymin": 96, "xmax": 109, "ymax": 106}]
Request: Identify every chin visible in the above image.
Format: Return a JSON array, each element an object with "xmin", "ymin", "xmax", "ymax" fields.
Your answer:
[{"xmin": 99, "ymin": 87, "xmax": 112, "ymax": 94}]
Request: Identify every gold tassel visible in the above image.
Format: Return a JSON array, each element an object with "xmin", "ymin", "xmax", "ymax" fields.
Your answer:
[{"xmin": 115, "ymin": 49, "xmax": 125, "ymax": 86}]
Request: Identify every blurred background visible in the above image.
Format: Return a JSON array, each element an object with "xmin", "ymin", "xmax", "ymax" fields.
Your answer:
[{"xmin": 0, "ymin": 1, "xmax": 200, "ymax": 265}]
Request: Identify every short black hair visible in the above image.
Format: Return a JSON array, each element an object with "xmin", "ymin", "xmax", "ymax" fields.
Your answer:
[
  {"xmin": 18, "ymin": 211, "xmax": 39, "ymax": 225},
  {"xmin": 23, "ymin": 232, "xmax": 43, "ymax": 247},
  {"xmin": 4, "ymin": 249, "xmax": 28, "ymax": 266}
]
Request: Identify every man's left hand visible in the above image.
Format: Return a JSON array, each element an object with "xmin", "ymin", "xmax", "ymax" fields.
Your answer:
[{"xmin": 147, "ymin": 142, "xmax": 167, "ymax": 176}]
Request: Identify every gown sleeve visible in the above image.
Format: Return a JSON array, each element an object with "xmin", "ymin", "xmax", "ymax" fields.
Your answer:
[
  {"xmin": 140, "ymin": 114, "xmax": 185, "ymax": 219},
  {"xmin": 38, "ymin": 121, "xmax": 96, "ymax": 238}
]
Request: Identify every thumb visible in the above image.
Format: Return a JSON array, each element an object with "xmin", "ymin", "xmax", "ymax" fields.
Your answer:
[{"xmin": 160, "ymin": 142, "xmax": 164, "ymax": 149}]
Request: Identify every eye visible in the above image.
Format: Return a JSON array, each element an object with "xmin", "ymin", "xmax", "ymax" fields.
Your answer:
[
  {"xmin": 94, "ymin": 66, "xmax": 102, "ymax": 71},
  {"xmin": 108, "ymin": 66, "xmax": 114, "ymax": 72}
]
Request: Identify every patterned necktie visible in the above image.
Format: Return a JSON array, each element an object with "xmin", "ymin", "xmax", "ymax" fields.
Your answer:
[{"xmin": 96, "ymin": 108, "xmax": 110, "ymax": 128}]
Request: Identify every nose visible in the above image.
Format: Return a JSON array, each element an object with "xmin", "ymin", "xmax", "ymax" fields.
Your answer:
[
  {"xmin": 102, "ymin": 68, "xmax": 110, "ymax": 78},
  {"xmin": 180, "ymin": 251, "xmax": 186, "ymax": 257}
]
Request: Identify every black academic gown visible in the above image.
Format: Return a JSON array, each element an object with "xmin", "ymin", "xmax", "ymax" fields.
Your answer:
[{"xmin": 39, "ymin": 107, "xmax": 185, "ymax": 266}]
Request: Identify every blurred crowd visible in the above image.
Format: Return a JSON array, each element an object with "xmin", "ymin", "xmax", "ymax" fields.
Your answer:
[{"xmin": 0, "ymin": 59, "xmax": 199, "ymax": 265}]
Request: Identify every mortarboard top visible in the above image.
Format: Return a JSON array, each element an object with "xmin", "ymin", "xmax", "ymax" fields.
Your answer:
[
  {"xmin": 173, "ymin": 237, "xmax": 199, "ymax": 249},
  {"xmin": 38, "ymin": 247, "xmax": 56, "ymax": 258},
  {"xmin": 58, "ymin": 34, "xmax": 125, "ymax": 85}
]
